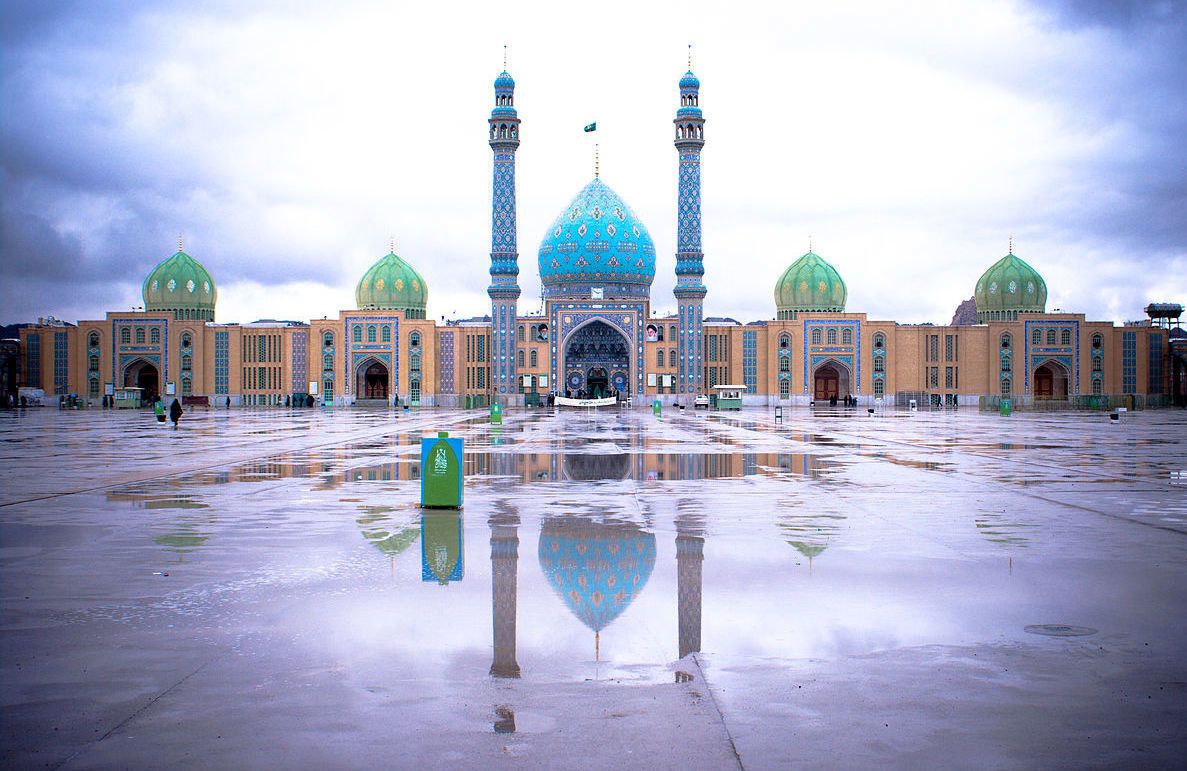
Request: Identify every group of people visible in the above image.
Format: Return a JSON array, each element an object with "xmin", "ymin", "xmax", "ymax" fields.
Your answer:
[{"xmin": 153, "ymin": 398, "xmax": 184, "ymax": 427}]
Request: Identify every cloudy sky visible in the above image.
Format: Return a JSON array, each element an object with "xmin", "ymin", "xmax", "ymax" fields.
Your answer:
[{"xmin": 2, "ymin": 0, "xmax": 1184, "ymax": 327}]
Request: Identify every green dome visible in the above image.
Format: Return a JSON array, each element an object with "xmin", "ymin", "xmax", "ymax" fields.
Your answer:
[
  {"xmin": 355, "ymin": 250, "xmax": 428, "ymax": 318},
  {"xmin": 143, "ymin": 250, "xmax": 217, "ymax": 322},
  {"xmin": 974, "ymin": 251, "xmax": 1046, "ymax": 323},
  {"xmin": 774, "ymin": 251, "xmax": 847, "ymax": 319}
]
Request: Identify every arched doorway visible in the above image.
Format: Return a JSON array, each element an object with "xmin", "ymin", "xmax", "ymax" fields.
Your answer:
[
  {"xmin": 812, "ymin": 361, "xmax": 851, "ymax": 401},
  {"xmin": 1033, "ymin": 360, "xmax": 1069, "ymax": 399},
  {"xmin": 123, "ymin": 359, "xmax": 159, "ymax": 404},
  {"xmin": 563, "ymin": 320, "xmax": 631, "ymax": 398},
  {"xmin": 357, "ymin": 360, "xmax": 389, "ymax": 400}
]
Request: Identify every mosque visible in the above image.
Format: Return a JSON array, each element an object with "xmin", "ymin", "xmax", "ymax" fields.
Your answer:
[{"xmin": 12, "ymin": 65, "xmax": 1185, "ymax": 410}]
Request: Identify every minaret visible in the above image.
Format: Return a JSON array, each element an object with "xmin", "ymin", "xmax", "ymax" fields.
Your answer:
[
  {"xmin": 489, "ymin": 59, "xmax": 522, "ymax": 404},
  {"xmin": 489, "ymin": 513, "xmax": 521, "ymax": 678},
  {"xmin": 673, "ymin": 62, "xmax": 707, "ymax": 405},
  {"xmin": 676, "ymin": 507, "xmax": 705, "ymax": 660}
]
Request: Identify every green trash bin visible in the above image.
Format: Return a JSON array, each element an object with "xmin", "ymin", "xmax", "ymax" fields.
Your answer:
[
  {"xmin": 1000, "ymin": 399, "xmax": 1011, "ymax": 417},
  {"xmin": 491, "ymin": 403, "xmax": 502, "ymax": 424},
  {"xmin": 421, "ymin": 431, "xmax": 464, "ymax": 509},
  {"xmin": 653, "ymin": 399, "xmax": 661, "ymax": 416}
]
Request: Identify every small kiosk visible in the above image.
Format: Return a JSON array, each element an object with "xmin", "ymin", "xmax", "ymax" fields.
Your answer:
[
  {"xmin": 713, "ymin": 384, "xmax": 745, "ymax": 411},
  {"xmin": 113, "ymin": 387, "xmax": 144, "ymax": 409}
]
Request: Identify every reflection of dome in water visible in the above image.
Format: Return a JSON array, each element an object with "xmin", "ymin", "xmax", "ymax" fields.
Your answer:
[
  {"xmin": 153, "ymin": 517, "xmax": 212, "ymax": 560},
  {"xmin": 788, "ymin": 541, "xmax": 826, "ymax": 559},
  {"xmin": 357, "ymin": 508, "xmax": 420, "ymax": 556},
  {"xmin": 538, "ymin": 516, "xmax": 656, "ymax": 632},
  {"xmin": 561, "ymin": 453, "xmax": 632, "ymax": 481}
]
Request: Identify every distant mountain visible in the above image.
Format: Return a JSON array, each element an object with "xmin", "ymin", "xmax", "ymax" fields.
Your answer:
[{"xmin": 951, "ymin": 297, "xmax": 977, "ymax": 326}]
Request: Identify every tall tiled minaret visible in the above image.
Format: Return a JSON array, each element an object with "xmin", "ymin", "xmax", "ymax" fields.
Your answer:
[
  {"xmin": 489, "ymin": 59, "xmax": 521, "ymax": 403},
  {"xmin": 673, "ymin": 62, "xmax": 707, "ymax": 404}
]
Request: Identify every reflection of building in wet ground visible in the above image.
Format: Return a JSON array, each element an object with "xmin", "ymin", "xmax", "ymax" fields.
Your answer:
[{"xmin": 421, "ymin": 512, "xmax": 464, "ymax": 585}]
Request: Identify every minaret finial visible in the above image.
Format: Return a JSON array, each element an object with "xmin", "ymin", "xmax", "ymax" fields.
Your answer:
[
  {"xmin": 688, "ymin": 43, "xmax": 693, "ymax": 70},
  {"xmin": 595, "ymin": 143, "xmax": 600, "ymax": 179},
  {"xmin": 1008, "ymin": 234, "xmax": 1014, "ymax": 254},
  {"xmin": 178, "ymin": 233, "xmax": 183, "ymax": 252},
  {"xmin": 503, "ymin": 44, "xmax": 509, "ymax": 72},
  {"xmin": 809, "ymin": 235, "xmax": 814, "ymax": 253},
  {"xmin": 390, "ymin": 236, "xmax": 395, "ymax": 254}
]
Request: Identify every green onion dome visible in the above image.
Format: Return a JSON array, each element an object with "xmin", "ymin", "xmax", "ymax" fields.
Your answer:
[
  {"xmin": 143, "ymin": 249, "xmax": 217, "ymax": 321},
  {"xmin": 774, "ymin": 251, "xmax": 847, "ymax": 319},
  {"xmin": 974, "ymin": 251, "xmax": 1046, "ymax": 323},
  {"xmin": 355, "ymin": 249, "xmax": 428, "ymax": 318}
]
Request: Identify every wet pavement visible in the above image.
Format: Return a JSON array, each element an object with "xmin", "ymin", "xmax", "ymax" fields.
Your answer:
[{"xmin": 2, "ymin": 405, "xmax": 1186, "ymax": 768}]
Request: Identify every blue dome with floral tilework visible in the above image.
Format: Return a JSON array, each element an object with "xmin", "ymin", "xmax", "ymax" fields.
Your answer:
[
  {"xmin": 494, "ymin": 70, "xmax": 515, "ymax": 90},
  {"xmin": 538, "ymin": 517, "xmax": 656, "ymax": 633},
  {"xmin": 679, "ymin": 70, "xmax": 700, "ymax": 89},
  {"xmin": 537, "ymin": 178, "xmax": 656, "ymax": 300}
]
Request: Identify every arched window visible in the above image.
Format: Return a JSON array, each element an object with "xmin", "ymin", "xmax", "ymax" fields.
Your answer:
[
  {"xmin": 811, "ymin": 328, "xmax": 822, "ymax": 345},
  {"xmin": 353, "ymin": 325, "xmax": 362, "ymax": 343},
  {"xmin": 135, "ymin": 327, "xmax": 145, "ymax": 344},
  {"xmin": 873, "ymin": 332, "xmax": 885, "ymax": 348},
  {"xmin": 530, "ymin": 349, "xmax": 537, "ymax": 367},
  {"xmin": 518, "ymin": 350, "xmax": 525, "ymax": 368},
  {"xmin": 1032, "ymin": 328, "xmax": 1042, "ymax": 346},
  {"xmin": 410, "ymin": 352, "xmax": 421, "ymax": 371},
  {"xmin": 826, "ymin": 328, "xmax": 837, "ymax": 345},
  {"xmin": 1001, "ymin": 333, "xmax": 1012, "ymax": 349},
  {"xmin": 1092, "ymin": 357, "xmax": 1102, "ymax": 372},
  {"xmin": 323, "ymin": 331, "xmax": 334, "ymax": 348},
  {"xmin": 779, "ymin": 333, "xmax": 791, "ymax": 349},
  {"xmin": 89, "ymin": 378, "xmax": 100, "ymax": 398},
  {"xmin": 381, "ymin": 325, "xmax": 391, "ymax": 343},
  {"xmin": 841, "ymin": 328, "xmax": 853, "ymax": 345},
  {"xmin": 779, "ymin": 379, "xmax": 790, "ymax": 399},
  {"xmin": 410, "ymin": 331, "xmax": 421, "ymax": 347},
  {"xmin": 181, "ymin": 332, "xmax": 192, "ymax": 348},
  {"xmin": 669, "ymin": 325, "xmax": 677, "ymax": 341},
  {"xmin": 88, "ymin": 354, "xmax": 99, "ymax": 371},
  {"xmin": 411, "ymin": 379, "xmax": 421, "ymax": 401},
  {"xmin": 1092, "ymin": 333, "xmax": 1102, "ymax": 349},
  {"xmin": 1060, "ymin": 328, "xmax": 1071, "ymax": 346},
  {"xmin": 1001, "ymin": 377, "xmax": 1011, "ymax": 396},
  {"xmin": 1001, "ymin": 355, "xmax": 1011, "ymax": 373},
  {"xmin": 669, "ymin": 349, "xmax": 677, "ymax": 367},
  {"xmin": 367, "ymin": 325, "xmax": 377, "ymax": 343},
  {"xmin": 120, "ymin": 328, "xmax": 131, "ymax": 345},
  {"xmin": 181, "ymin": 377, "xmax": 192, "ymax": 396},
  {"xmin": 1046, "ymin": 328, "xmax": 1056, "ymax": 345},
  {"xmin": 323, "ymin": 354, "xmax": 333, "ymax": 371},
  {"xmin": 873, "ymin": 355, "xmax": 884, "ymax": 373},
  {"xmin": 779, "ymin": 358, "xmax": 790, "ymax": 373},
  {"xmin": 656, "ymin": 349, "xmax": 664, "ymax": 367},
  {"xmin": 518, "ymin": 325, "xmax": 525, "ymax": 342},
  {"xmin": 181, "ymin": 354, "xmax": 192, "ymax": 371},
  {"xmin": 874, "ymin": 379, "xmax": 884, "ymax": 397},
  {"xmin": 1092, "ymin": 377, "xmax": 1102, "ymax": 395},
  {"xmin": 88, "ymin": 331, "xmax": 100, "ymax": 347},
  {"xmin": 323, "ymin": 379, "xmax": 334, "ymax": 399},
  {"xmin": 150, "ymin": 328, "xmax": 160, "ymax": 344}
]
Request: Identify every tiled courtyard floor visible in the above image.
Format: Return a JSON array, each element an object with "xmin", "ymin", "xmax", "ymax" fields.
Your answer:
[{"xmin": 2, "ymin": 405, "xmax": 1185, "ymax": 768}]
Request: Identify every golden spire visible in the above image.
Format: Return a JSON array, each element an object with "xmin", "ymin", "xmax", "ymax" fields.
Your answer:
[
  {"xmin": 178, "ymin": 233, "xmax": 183, "ymax": 252},
  {"xmin": 503, "ymin": 44, "xmax": 508, "ymax": 71},
  {"xmin": 594, "ymin": 143, "xmax": 600, "ymax": 179},
  {"xmin": 1008, "ymin": 235, "xmax": 1014, "ymax": 254},
  {"xmin": 390, "ymin": 236, "xmax": 395, "ymax": 254},
  {"xmin": 688, "ymin": 43, "xmax": 693, "ymax": 69}
]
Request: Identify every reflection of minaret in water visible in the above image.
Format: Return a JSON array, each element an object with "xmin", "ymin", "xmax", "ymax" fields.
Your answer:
[
  {"xmin": 676, "ymin": 509, "xmax": 705, "ymax": 659},
  {"xmin": 490, "ymin": 516, "xmax": 521, "ymax": 678}
]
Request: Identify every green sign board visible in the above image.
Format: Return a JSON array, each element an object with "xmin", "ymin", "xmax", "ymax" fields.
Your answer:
[
  {"xmin": 1000, "ymin": 399, "xmax": 1012, "ymax": 417},
  {"xmin": 653, "ymin": 400, "xmax": 661, "ymax": 416},
  {"xmin": 491, "ymin": 403, "xmax": 503, "ymax": 424},
  {"xmin": 421, "ymin": 432, "xmax": 463, "ymax": 508}
]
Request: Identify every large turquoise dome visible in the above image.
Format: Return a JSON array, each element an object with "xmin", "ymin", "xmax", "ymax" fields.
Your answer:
[
  {"xmin": 774, "ymin": 251, "xmax": 847, "ymax": 319},
  {"xmin": 143, "ymin": 249, "xmax": 217, "ymax": 321},
  {"xmin": 974, "ymin": 251, "xmax": 1046, "ymax": 322},
  {"xmin": 356, "ymin": 249, "xmax": 428, "ymax": 318},
  {"xmin": 537, "ymin": 178, "xmax": 656, "ymax": 300}
]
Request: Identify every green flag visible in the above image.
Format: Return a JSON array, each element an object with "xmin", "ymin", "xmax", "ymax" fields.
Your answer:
[{"xmin": 583, "ymin": 122, "xmax": 597, "ymax": 132}]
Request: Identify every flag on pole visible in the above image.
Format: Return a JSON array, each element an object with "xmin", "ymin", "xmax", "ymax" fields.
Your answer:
[{"xmin": 583, "ymin": 122, "xmax": 597, "ymax": 132}]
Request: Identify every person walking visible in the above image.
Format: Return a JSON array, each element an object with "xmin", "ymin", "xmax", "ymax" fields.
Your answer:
[{"xmin": 169, "ymin": 398, "xmax": 183, "ymax": 428}]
